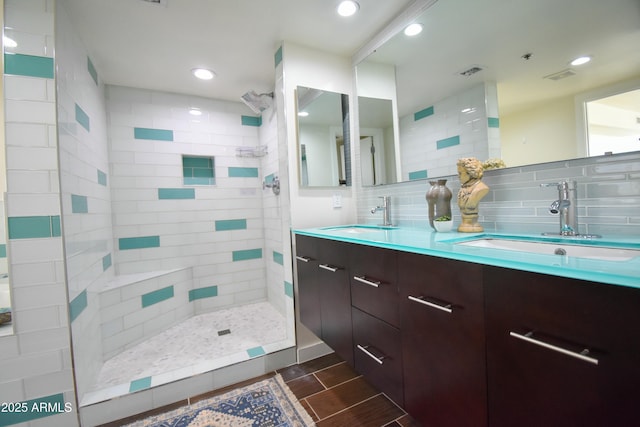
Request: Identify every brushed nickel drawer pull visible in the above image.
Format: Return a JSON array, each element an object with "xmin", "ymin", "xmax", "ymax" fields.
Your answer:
[
  {"xmin": 408, "ymin": 295, "xmax": 453, "ymax": 313},
  {"xmin": 319, "ymin": 264, "xmax": 339, "ymax": 272},
  {"xmin": 354, "ymin": 275, "xmax": 381, "ymax": 288},
  {"xmin": 509, "ymin": 331, "xmax": 599, "ymax": 365},
  {"xmin": 295, "ymin": 255, "xmax": 311, "ymax": 262},
  {"xmin": 357, "ymin": 344, "xmax": 385, "ymax": 365}
]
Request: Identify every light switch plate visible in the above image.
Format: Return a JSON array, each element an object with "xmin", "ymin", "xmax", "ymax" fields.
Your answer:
[{"xmin": 332, "ymin": 194, "xmax": 342, "ymax": 208}]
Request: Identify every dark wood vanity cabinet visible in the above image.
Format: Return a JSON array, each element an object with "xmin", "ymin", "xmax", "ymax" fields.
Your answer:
[
  {"xmin": 484, "ymin": 266, "xmax": 640, "ymax": 427},
  {"xmin": 295, "ymin": 235, "xmax": 353, "ymax": 366},
  {"xmin": 399, "ymin": 252, "xmax": 488, "ymax": 427},
  {"xmin": 349, "ymin": 244, "xmax": 403, "ymax": 405},
  {"xmin": 295, "ymin": 233, "xmax": 640, "ymax": 426}
]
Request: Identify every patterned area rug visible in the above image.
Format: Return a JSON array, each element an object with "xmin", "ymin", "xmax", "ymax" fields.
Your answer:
[{"xmin": 124, "ymin": 374, "xmax": 315, "ymax": 427}]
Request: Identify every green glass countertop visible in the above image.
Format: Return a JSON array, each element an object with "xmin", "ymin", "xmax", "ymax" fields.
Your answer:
[{"xmin": 293, "ymin": 225, "xmax": 640, "ymax": 289}]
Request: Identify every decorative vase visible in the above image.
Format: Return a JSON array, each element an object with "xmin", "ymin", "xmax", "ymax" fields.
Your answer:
[{"xmin": 426, "ymin": 179, "xmax": 452, "ymax": 229}]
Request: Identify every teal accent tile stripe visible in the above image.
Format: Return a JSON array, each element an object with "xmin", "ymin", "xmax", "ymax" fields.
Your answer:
[
  {"xmin": 408, "ymin": 170, "xmax": 428, "ymax": 180},
  {"xmin": 129, "ymin": 377, "xmax": 152, "ymax": 392},
  {"xmin": 215, "ymin": 219, "xmax": 247, "ymax": 231},
  {"xmin": 119, "ymin": 235, "xmax": 160, "ymax": 250},
  {"xmin": 229, "ymin": 167, "xmax": 259, "ymax": 178},
  {"xmin": 265, "ymin": 173, "xmax": 275, "ymax": 185},
  {"xmin": 488, "ymin": 117, "xmax": 500, "ymax": 128},
  {"xmin": 273, "ymin": 251, "xmax": 284, "ymax": 265},
  {"xmin": 134, "ymin": 127, "xmax": 174, "ymax": 141},
  {"xmin": 75, "ymin": 103, "xmax": 90, "ymax": 132},
  {"xmin": 284, "ymin": 281, "xmax": 293, "ymax": 298},
  {"xmin": 183, "ymin": 157, "xmax": 212, "ymax": 168},
  {"xmin": 0, "ymin": 244, "xmax": 6, "ymax": 258},
  {"xmin": 97, "ymin": 169, "xmax": 108, "ymax": 186},
  {"xmin": 189, "ymin": 286, "xmax": 218, "ymax": 301},
  {"xmin": 71, "ymin": 194, "xmax": 89, "ymax": 213},
  {"xmin": 69, "ymin": 290, "xmax": 88, "ymax": 323},
  {"xmin": 247, "ymin": 346, "xmax": 266, "ymax": 358},
  {"xmin": 232, "ymin": 248, "xmax": 262, "ymax": 262},
  {"xmin": 8, "ymin": 216, "xmax": 61, "ymax": 239},
  {"xmin": 274, "ymin": 45, "xmax": 283, "ymax": 67},
  {"xmin": 87, "ymin": 56, "xmax": 98, "ymax": 85},
  {"xmin": 102, "ymin": 253, "xmax": 112, "ymax": 271},
  {"xmin": 4, "ymin": 53, "xmax": 54, "ymax": 79},
  {"xmin": 158, "ymin": 188, "xmax": 195, "ymax": 199},
  {"xmin": 241, "ymin": 115, "xmax": 262, "ymax": 126},
  {"xmin": 414, "ymin": 106, "xmax": 434, "ymax": 121},
  {"xmin": 0, "ymin": 393, "xmax": 66, "ymax": 426},
  {"xmin": 437, "ymin": 135, "xmax": 461, "ymax": 150},
  {"xmin": 141, "ymin": 286, "xmax": 174, "ymax": 308}
]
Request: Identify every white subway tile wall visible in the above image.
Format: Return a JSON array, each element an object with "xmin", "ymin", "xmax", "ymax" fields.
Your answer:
[{"xmin": 1, "ymin": 1, "xmax": 78, "ymax": 427}]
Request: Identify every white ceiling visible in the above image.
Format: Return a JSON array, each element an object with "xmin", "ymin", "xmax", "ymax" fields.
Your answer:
[{"xmin": 59, "ymin": 0, "xmax": 413, "ymax": 103}]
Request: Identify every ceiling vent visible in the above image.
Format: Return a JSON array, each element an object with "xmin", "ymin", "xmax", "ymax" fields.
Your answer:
[
  {"xmin": 544, "ymin": 68, "xmax": 577, "ymax": 81},
  {"xmin": 459, "ymin": 66, "xmax": 483, "ymax": 77}
]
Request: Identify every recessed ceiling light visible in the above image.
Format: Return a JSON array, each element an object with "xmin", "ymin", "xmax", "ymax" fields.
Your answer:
[
  {"xmin": 570, "ymin": 56, "xmax": 591, "ymax": 66},
  {"xmin": 337, "ymin": 0, "xmax": 359, "ymax": 17},
  {"xmin": 298, "ymin": 111, "xmax": 309, "ymax": 117},
  {"xmin": 404, "ymin": 23, "xmax": 423, "ymax": 37},
  {"xmin": 192, "ymin": 68, "xmax": 215, "ymax": 80},
  {"xmin": 189, "ymin": 108, "xmax": 203, "ymax": 116}
]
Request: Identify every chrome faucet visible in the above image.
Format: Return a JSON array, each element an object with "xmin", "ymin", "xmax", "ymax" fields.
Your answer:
[
  {"xmin": 540, "ymin": 181, "xmax": 578, "ymax": 236},
  {"xmin": 371, "ymin": 196, "xmax": 392, "ymax": 226}
]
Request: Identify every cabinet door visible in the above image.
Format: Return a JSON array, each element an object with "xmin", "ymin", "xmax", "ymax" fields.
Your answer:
[
  {"xmin": 352, "ymin": 307, "xmax": 404, "ymax": 406},
  {"xmin": 295, "ymin": 235, "xmax": 322, "ymax": 337},
  {"xmin": 350, "ymin": 245, "xmax": 399, "ymax": 327},
  {"xmin": 485, "ymin": 266, "xmax": 640, "ymax": 427},
  {"xmin": 316, "ymin": 238, "xmax": 354, "ymax": 366},
  {"xmin": 399, "ymin": 253, "xmax": 487, "ymax": 427}
]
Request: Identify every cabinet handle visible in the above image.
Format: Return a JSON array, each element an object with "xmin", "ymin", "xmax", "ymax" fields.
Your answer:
[
  {"xmin": 354, "ymin": 275, "xmax": 381, "ymax": 288},
  {"xmin": 296, "ymin": 255, "xmax": 312, "ymax": 262},
  {"xmin": 357, "ymin": 344, "xmax": 385, "ymax": 365},
  {"xmin": 319, "ymin": 263, "xmax": 339, "ymax": 272},
  {"xmin": 407, "ymin": 295, "xmax": 453, "ymax": 313},
  {"xmin": 509, "ymin": 331, "xmax": 599, "ymax": 365}
]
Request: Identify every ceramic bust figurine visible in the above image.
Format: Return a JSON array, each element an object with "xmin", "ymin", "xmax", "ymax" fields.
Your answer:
[{"xmin": 457, "ymin": 157, "xmax": 489, "ymax": 232}]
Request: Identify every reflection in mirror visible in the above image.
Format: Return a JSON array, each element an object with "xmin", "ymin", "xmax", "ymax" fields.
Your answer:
[
  {"xmin": 358, "ymin": 97, "xmax": 397, "ymax": 186},
  {"xmin": 0, "ymin": 23, "xmax": 12, "ymax": 336},
  {"xmin": 296, "ymin": 86, "xmax": 351, "ymax": 187},
  {"xmin": 586, "ymin": 89, "xmax": 640, "ymax": 157},
  {"xmin": 356, "ymin": 0, "xmax": 640, "ymax": 184}
]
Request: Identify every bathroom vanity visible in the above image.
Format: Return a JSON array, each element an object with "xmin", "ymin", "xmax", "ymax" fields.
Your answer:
[{"xmin": 293, "ymin": 226, "xmax": 640, "ymax": 426}]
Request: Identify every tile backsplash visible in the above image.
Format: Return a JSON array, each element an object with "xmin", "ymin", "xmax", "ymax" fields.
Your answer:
[{"xmin": 359, "ymin": 152, "xmax": 640, "ymax": 237}]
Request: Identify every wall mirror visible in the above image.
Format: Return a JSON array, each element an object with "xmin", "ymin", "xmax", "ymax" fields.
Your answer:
[
  {"xmin": 296, "ymin": 86, "xmax": 351, "ymax": 187},
  {"xmin": 356, "ymin": 0, "xmax": 640, "ymax": 184}
]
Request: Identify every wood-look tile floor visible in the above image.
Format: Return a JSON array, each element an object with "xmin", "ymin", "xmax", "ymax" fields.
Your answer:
[
  {"xmin": 102, "ymin": 352, "xmax": 419, "ymax": 427},
  {"xmin": 278, "ymin": 352, "xmax": 419, "ymax": 427}
]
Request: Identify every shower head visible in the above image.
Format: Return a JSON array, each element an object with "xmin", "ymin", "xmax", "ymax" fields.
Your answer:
[{"xmin": 240, "ymin": 90, "xmax": 274, "ymax": 114}]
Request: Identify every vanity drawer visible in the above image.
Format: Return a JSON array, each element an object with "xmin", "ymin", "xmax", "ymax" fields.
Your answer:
[
  {"xmin": 349, "ymin": 245, "xmax": 399, "ymax": 327},
  {"xmin": 352, "ymin": 306, "xmax": 403, "ymax": 406}
]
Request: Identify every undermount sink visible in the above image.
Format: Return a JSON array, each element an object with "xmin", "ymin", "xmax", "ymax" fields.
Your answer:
[
  {"xmin": 321, "ymin": 224, "xmax": 397, "ymax": 234},
  {"xmin": 455, "ymin": 237, "xmax": 640, "ymax": 262}
]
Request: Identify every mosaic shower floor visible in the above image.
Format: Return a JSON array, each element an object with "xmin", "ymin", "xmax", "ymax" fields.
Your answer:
[{"xmin": 81, "ymin": 301, "xmax": 291, "ymax": 406}]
